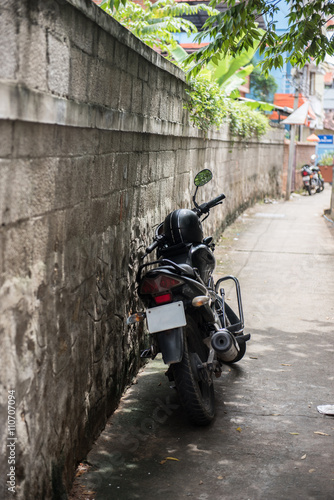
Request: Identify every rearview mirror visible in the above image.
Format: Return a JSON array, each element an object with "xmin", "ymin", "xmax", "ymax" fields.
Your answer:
[{"xmin": 194, "ymin": 169, "xmax": 213, "ymax": 187}]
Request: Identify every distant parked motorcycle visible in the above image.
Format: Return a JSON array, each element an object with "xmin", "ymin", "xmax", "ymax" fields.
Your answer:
[
  {"xmin": 311, "ymin": 165, "xmax": 325, "ymax": 192},
  {"xmin": 127, "ymin": 169, "xmax": 250, "ymax": 425},
  {"xmin": 301, "ymin": 164, "xmax": 324, "ymax": 195}
]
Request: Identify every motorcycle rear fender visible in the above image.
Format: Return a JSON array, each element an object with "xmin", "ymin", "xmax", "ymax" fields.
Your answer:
[{"xmin": 156, "ymin": 327, "xmax": 184, "ymax": 364}]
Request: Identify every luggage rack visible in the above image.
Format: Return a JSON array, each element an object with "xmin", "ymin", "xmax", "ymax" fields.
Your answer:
[{"xmin": 215, "ymin": 275, "xmax": 244, "ymax": 333}]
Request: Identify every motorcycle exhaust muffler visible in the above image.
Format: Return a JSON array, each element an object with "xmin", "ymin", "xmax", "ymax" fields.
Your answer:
[{"xmin": 211, "ymin": 329, "xmax": 239, "ymax": 362}]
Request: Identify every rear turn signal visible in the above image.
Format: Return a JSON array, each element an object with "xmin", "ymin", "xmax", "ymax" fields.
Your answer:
[
  {"xmin": 192, "ymin": 296, "xmax": 211, "ymax": 307},
  {"xmin": 127, "ymin": 312, "xmax": 146, "ymax": 325}
]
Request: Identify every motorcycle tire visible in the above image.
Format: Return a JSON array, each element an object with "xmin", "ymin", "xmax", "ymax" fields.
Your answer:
[
  {"xmin": 172, "ymin": 315, "xmax": 215, "ymax": 426},
  {"xmin": 307, "ymin": 186, "xmax": 312, "ymax": 195}
]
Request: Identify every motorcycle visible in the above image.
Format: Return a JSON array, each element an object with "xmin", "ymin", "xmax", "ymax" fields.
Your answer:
[
  {"xmin": 301, "ymin": 164, "xmax": 324, "ymax": 195},
  {"xmin": 311, "ymin": 165, "xmax": 324, "ymax": 192},
  {"xmin": 127, "ymin": 169, "xmax": 250, "ymax": 425}
]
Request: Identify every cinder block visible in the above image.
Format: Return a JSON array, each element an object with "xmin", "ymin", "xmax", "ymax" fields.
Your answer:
[
  {"xmin": 69, "ymin": 46, "xmax": 89, "ymax": 102},
  {"xmin": 91, "ymin": 153, "xmax": 115, "ymax": 198},
  {"xmin": 131, "ymin": 79, "xmax": 143, "ymax": 115},
  {"xmin": 150, "ymin": 93, "xmax": 160, "ymax": 118},
  {"xmin": 120, "ymin": 132, "xmax": 133, "ymax": 153},
  {"xmin": 97, "ymin": 28, "xmax": 115, "ymax": 64},
  {"xmin": 132, "ymin": 133, "xmax": 143, "ymax": 154},
  {"xmin": 138, "ymin": 58, "xmax": 149, "ymax": 82},
  {"xmin": 13, "ymin": 122, "xmax": 99, "ymax": 159},
  {"xmin": 113, "ymin": 40, "xmax": 129, "ymax": 73},
  {"xmin": 47, "ymin": 32, "xmax": 70, "ymax": 96},
  {"xmin": 2, "ymin": 220, "xmax": 35, "ymax": 278},
  {"xmin": 71, "ymin": 8, "xmax": 94, "ymax": 55},
  {"xmin": 86, "ymin": 58, "xmax": 105, "ymax": 105},
  {"xmin": 0, "ymin": 158, "xmax": 59, "ymax": 225},
  {"xmin": 119, "ymin": 71, "xmax": 133, "ymax": 112},
  {"xmin": 141, "ymin": 82, "xmax": 152, "ymax": 117},
  {"xmin": 108, "ymin": 66, "xmax": 121, "ymax": 110},
  {"xmin": 0, "ymin": 7, "xmax": 18, "ymax": 79},
  {"xmin": 127, "ymin": 49, "xmax": 139, "ymax": 78},
  {"xmin": 159, "ymin": 95, "xmax": 168, "ymax": 121},
  {"xmin": 113, "ymin": 153, "xmax": 129, "ymax": 191},
  {"xmin": 0, "ymin": 121, "xmax": 13, "ymax": 158},
  {"xmin": 54, "ymin": 156, "xmax": 93, "ymax": 210},
  {"xmin": 18, "ymin": 21, "xmax": 48, "ymax": 90},
  {"xmin": 98, "ymin": 130, "xmax": 121, "ymax": 155},
  {"xmin": 127, "ymin": 153, "xmax": 142, "ymax": 186}
]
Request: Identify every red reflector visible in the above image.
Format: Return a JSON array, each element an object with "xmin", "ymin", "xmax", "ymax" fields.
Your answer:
[
  {"xmin": 302, "ymin": 171, "xmax": 309, "ymax": 176},
  {"xmin": 154, "ymin": 293, "xmax": 172, "ymax": 305}
]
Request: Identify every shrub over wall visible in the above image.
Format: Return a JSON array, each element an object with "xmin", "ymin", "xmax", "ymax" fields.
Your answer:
[{"xmin": 184, "ymin": 77, "xmax": 269, "ymax": 138}]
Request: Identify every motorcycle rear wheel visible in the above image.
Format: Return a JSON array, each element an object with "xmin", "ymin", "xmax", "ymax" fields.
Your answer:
[{"xmin": 172, "ymin": 316, "xmax": 215, "ymax": 426}]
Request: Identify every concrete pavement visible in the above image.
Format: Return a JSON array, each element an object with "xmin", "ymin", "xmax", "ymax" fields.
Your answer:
[{"xmin": 72, "ymin": 186, "xmax": 334, "ymax": 500}]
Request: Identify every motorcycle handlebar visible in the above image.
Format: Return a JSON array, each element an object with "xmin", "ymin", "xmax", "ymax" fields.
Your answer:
[
  {"xmin": 198, "ymin": 193, "xmax": 226, "ymax": 214},
  {"xmin": 145, "ymin": 240, "xmax": 159, "ymax": 254}
]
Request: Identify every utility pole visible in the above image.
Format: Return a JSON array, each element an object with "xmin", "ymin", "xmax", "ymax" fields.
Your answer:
[
  {"xmin": 285, "ymin": 85, "xmax": 300, "ymax": 201},
  {"xmin": 331, "ymin": 165, "xmax": 334, "ymax": 221}
]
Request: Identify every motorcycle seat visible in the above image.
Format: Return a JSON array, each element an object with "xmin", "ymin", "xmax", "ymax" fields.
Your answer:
[
  {"xmin": 156, "ymin": 263, "xmax": 197, "ymax": 278},
  {"xmin": 177, "ymin": 264, "xmax": 197, "ymax": 278}
]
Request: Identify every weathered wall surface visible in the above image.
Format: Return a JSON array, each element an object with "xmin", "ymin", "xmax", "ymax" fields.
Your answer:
[{"xmin": 0, "ymin": 0, "xmax": 284, "ymax": 498}]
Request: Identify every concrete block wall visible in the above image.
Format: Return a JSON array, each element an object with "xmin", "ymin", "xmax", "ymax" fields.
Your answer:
[{"xmin": 0, "ymin": 0, "xmax": 284, "ymax": 498}]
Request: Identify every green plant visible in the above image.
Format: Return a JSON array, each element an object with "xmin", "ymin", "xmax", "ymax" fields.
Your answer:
[
  {"xmin": 318, "ymin": 151, "xmax": 334, "ymax": 166},
  {"xmin": 184, "ymin": 76, "xmax": 269, "ymax": 138},
  {"xmin": 95, "ymin": 0, "xmax": 216, "ymax": 56},
  {"xmin": 170, "ymin": 37, "xmax": 262, "ymax": 94},
  {"xmin": 185, "ymin": 0, "xmax": 334, "ymax": 76},
  {"xmin": 249, "ymin": 66, "xmax": 278, "ymax": 103},
  {"xmin": 93, "ymin": 0, "xmax": 270, "ymax": 139}
]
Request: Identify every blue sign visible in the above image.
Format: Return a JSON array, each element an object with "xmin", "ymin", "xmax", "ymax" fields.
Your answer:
[{"xmin": 318, "ymin": 135, "xmax": 333, "ymax": 144}]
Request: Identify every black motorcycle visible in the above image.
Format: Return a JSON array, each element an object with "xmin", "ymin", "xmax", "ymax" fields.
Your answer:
[{"xmin": 128, "ymin": 170, "xmax": 250, "ymax": 425}]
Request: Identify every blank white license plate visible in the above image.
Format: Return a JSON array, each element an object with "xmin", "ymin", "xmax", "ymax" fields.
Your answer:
[{"xmin": 146, "ymin": 301, "xmax": 186, "ymax": 334}]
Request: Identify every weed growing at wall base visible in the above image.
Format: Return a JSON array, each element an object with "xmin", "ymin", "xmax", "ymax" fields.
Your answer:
[{"xmin": 184, "ymin": 77, "xmax": 269, "ymax": 138}]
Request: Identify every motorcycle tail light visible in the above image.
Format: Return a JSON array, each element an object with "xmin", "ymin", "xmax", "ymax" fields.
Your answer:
[
  {"xmin": 159, "ymin": 276, "xmax": 183, "ymax": 289},
  {"xmin": 140, "ymin": 274, "xmax": 184, "ymax": 295},
  {"xmin": 302, "ymin": 171, "xmax": 308, "ymax": 176},
  {"xmin": 154, "ymin": 293, "xmax": 172, "ymax": 305},
  {"xmin": 140, "ymin": 278, "xmax": 160, "ymax": 294}
]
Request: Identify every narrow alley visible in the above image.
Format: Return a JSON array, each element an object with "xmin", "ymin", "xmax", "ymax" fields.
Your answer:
[{"xmin": 73, "ymin": 186, "xmax": 334, "ymax": 500}]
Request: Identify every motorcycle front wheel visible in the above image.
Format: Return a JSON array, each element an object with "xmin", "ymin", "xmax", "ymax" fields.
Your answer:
[{"xmin": 172, "ymin": 315, "xmax": 215, "ymax": 426}]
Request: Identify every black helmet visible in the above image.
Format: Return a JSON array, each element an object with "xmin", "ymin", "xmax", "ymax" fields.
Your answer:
[{"xmin": 163, "ymin": 209, "xmax": 203, "ymax": 245}]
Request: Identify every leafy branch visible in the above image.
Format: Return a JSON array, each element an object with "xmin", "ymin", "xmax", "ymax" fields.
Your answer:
[{"xmin": 185, "ymin": 0, "xmax": 334, "ymax": 75}]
